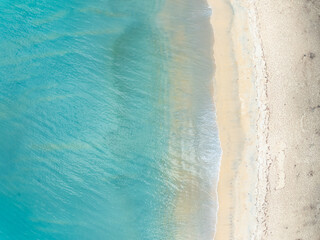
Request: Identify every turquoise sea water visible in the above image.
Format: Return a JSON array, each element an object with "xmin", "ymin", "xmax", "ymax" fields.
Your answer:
[{"xmin": 0, "ymin": 0, "xmax": 220, "ymax": 239}]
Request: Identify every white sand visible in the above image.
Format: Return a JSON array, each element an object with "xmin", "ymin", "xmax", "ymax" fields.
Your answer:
[{"xmin": 209, "ymin": 0, "xmax": 320, "ymax": 239}]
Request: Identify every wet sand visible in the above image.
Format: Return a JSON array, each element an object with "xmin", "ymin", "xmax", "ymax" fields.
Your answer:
[
  {"xmin": 209, "ymin": 0, "xmax": 320, "ymax": 239},
  {"xmin": 209, "ymin": 0, "xmax": 258, "ymax": 239}
]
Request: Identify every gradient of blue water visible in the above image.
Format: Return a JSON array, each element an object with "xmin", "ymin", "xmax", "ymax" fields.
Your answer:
[{"xmin": 0, "ymin": 0, "xmax": 220, "ymax": 239}]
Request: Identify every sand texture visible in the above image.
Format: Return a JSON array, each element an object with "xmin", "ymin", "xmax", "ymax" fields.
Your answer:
[
  {"xmin": 255, "ymin": 0, "xmax": 320, "ymax": 239},
  {"xmin": 209, "ymin": 0, "xmax": 320, "ymax": 239},
  {"xmin": 209, "ymin": 0, "xmax": 258, "ymax": 239}
]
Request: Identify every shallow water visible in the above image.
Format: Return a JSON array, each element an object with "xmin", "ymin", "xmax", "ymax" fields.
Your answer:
[{"xmin": 0, "ymin": 0, "xmax": 220, "ymax": 239}]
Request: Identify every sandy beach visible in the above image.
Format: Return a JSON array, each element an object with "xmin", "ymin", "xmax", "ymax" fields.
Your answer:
[{"xmin": 209, "ymin": 0, "xmax": 320, "ymax": 239}]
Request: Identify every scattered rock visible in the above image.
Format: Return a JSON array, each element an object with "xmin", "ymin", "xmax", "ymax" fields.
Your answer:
[
  {"xmin": 310, "ymin": 105, "xmax": 320, "ymax": 111},
  {"xmin": 303, "ymin": 52, "xmax": 316, "ymax": 60},
  {"xmin": 309, "ymin": 52, "xmax": 316, "ymax": 59},
  {"xmin": 308, "ymin": 170, "xmax": 314, "ymax": 177}
]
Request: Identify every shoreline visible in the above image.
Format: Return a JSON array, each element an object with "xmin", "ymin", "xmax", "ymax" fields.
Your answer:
[
  {"xmin": 209, "ymin": 0, "xmax": 258, "ymax": 239},
  {"xmin": 209, "ymin": 0, "xmax": 320, "ymax": 239}
]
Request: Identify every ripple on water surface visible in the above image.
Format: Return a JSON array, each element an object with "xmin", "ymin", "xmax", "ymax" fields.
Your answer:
[{"xmin": 0, "ymin": 0, "xmax": 220, "ymax": 239}]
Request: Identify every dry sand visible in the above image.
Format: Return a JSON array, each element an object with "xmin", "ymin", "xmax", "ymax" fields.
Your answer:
[{"xmin": 209, "ymin": 0, "xmax": 320, "ymax": 239}]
